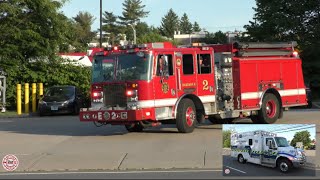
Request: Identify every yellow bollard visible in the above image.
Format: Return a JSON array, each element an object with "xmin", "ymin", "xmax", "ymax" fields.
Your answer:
[
  {"xmin": 32, "ymin": 83, "xmax": 36, "ymax": 113},
  {"xmin": 17, "ymin": 84, "xmax": 22, "ymax": 115},
  {"xmin": 25, "ymin": 83, "xmax": 29, "ymax": 114},
  {"xmin": 39, "ymin": 83, "xmax": 43, "ymax": 96}
]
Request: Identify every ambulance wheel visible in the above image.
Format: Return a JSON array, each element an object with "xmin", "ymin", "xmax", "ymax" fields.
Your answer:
[
  {"xmin": 125, "ymin": 123, "xmax": 144, "ymax": 132},
  {"xmin": 277, "ymin": 159, "xmax": 292, "ymax": 173},
  {"xmin": 176, "ymin": 98, "xmax": 196, "ymax": 133},
  {"xmin": 238, "ymin": 154, "xmax": 246, "ymax": 164},
  {"xmin": 257, "ymin": 93, "xmax": 280, "ymax": 124}
]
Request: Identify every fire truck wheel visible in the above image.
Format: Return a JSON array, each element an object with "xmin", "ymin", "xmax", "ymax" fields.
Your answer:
[
  {"xmin": 176, "ymin": 98, "xmax": 196, "ymax": 133},
  {"xmin": 257, "ymin": 93, "xmax": 280, "ymax": 124},
  {"xmin": 125, "ymin": 123, "xmax": 144, "ymax": 132},
  {"xmin": 277, "ymin": 159, "xmax": 292, "ymax": 173}
]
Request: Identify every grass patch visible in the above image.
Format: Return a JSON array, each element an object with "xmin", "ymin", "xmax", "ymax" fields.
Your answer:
[{"xmin": 0, "ymin": 110, "xmax": 20, "ymax": 116}]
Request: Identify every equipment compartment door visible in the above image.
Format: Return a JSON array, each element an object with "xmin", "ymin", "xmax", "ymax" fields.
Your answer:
[
  {"xmin": 175, "ymin": 51, "xmax": 198, "ymax": 96},
  {"xmin": 195, "ymin": 53, "xmax": 215, "ymax": 110}
]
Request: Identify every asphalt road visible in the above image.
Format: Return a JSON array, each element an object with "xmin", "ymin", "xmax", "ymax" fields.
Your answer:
[
  {"xmin": 0, "ymin": 109, "xmax": 319, "ymax": 176},
  {"xmin": 0, "ymin": 169, "xmax": 319, "ymax": 179},
  {"xmin": 222, "ymin": 155, "xmax": 316, "ymax": 177}
]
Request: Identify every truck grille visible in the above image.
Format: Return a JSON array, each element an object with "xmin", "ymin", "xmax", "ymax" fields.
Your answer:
[{"xmin": 103, "ymin": 84, "xmax": 127, "ymax": 107}]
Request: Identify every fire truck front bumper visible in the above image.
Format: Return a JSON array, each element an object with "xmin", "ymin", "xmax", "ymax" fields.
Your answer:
[{"xmin": 79, "ymin": 108, "xmax": 155, "ymax": 123}]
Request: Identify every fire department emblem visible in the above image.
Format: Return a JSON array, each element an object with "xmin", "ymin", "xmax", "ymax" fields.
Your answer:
[
  {"xmin": 176, "ymin": 59, "xmax": 181, "ymax": 66},
  {"xmin": 162, "ymin": 82, "xmax": 169, "ymax": 94}
]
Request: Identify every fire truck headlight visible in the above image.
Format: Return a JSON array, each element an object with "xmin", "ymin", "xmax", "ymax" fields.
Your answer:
[{"xmin": 127, "ymin": 90, "xmax": 138, "ymax": 102}]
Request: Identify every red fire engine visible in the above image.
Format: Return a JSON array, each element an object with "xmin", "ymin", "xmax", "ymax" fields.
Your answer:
[{"xmin": 79, "ymin": 41, "xmax": 307, "ymax": 133}]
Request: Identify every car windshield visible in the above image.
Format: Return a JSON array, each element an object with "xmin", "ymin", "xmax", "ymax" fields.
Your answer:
[
  {"xmin": 45, "ymin": 87, "xmax": 75, "ymax": 98},
  {"xmin": 275, "ymin": 137, "xmax": 290, "ymax": 147},
  {"xmin": 92, "ymin": 53, "xmax": 152, "ymax": 83}
]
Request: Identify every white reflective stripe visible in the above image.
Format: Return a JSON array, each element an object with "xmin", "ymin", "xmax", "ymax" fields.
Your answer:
[
  {"xmin": 241, "ymin": 92, "xmax": 262, "ymax": 100},
  {"xmin": 241, "ymin": 88, "xmax": 306, "ymax": 100},
  {"xmin": 133, "ymin": 99, "xmax": 176, "ymax": 108},
  {"xmin": 199, "ymin": 95, "xmax": 216, "ymax": 103},
  {"xmin": 279, "ymin": 88, "xmax": 306, "ymax": 96},
  {"xmin": 131, "ymin": 95, "xmax": 216, "ymax": 108}
]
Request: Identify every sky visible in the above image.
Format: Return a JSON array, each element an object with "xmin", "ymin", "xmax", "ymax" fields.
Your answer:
[
  {"xmin": 223, "ymin": 124, "xmax": 316, "ymax": 142},
  {"xmin": 60, "ymin": 0, "xmax": 256, "ymax": 32}
]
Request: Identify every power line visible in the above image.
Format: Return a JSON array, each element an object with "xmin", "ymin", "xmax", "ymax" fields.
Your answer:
[{"xmin": 271, "ymin": 126, "xmax": 316, "ymax": 134}]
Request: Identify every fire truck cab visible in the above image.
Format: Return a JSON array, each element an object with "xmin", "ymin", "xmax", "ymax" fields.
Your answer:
[{"xmin": 80, "ymin": 41, "xmax": 307, "ymax": 133}]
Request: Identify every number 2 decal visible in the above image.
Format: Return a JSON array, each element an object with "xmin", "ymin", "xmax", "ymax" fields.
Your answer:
[
  {"xmin": 203, "ymin": 80, "xmax": 209, "ymax": 90},
  {"xmin": 111, "ymin": 112, "xmax": 116, "ymax": 119}
]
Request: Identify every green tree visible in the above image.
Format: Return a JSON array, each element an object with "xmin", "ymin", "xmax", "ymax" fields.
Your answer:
[
  {"xmin": 0, "ymin": 0, "xmax": 71, "ymax": 60},
  {"xmin": 159, "ymin": 8, "xmax": 180, "ymax": 38},
  {"xmin": 180, "ymin": 13, "xmax": 193, "ymax": 34},
  {"xmin": 193, "ymin": 21, "xmax": 201, "ymax": 32},
  {"xmin": 290, "ymin": 130, "xmax": 312, "ymax": 148},
  {"xmin": 118, "ymin": 0, "xmax": 149, "ymax": 42},
  {"xmin": 102, "ymin": 11, "xmax": 121, "ymax": 45},
  {"xmin": 137, "ymin": 32, "xmax": 166, "ymax": 44},
  {"xmin": 243, "ymin": 0, "xmax": 320, "ymax": 87},
  {"xmin": 72, "ymin": 11, "xmax": 96, "ymax": 51},
  {"xmin": 223, "ymin": 130, "xmax": 232, "ymax": 148},
  {"xmin": 201, "ymin": 31, "xmax": 228, "ymax": 44},
  {"xmin": 118, "ymin": 0, "xmax": 149, "ymax": 25},
  {"xmin": 0, "ymin": 0, "xmax": 92, "ymax": 109}
]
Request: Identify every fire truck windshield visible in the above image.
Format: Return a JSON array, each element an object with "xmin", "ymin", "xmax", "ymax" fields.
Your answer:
[
  {"xmin": 92, "ymin": 53, "xmax": 152, "ymax": 83},
  {"xmin": 275, "ymin": 137, "xmax": 290, "ymax": 147}
]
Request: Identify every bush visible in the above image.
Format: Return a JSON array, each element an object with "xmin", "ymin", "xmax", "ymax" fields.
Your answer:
[{"xmin": 0, "ymin": 57, "xmax": 91, "ymax": 110}]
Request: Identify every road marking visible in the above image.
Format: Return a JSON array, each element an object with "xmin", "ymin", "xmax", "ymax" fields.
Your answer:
[
  {"xmin": 0, "ymin": 169, "xmax": 221, "ymax": 176},
  {"xmin": 225, "ymin": 166, "xmax": 246, "ymax": 174}
]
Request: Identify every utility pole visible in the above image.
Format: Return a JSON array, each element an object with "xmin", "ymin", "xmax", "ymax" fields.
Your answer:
[
  {"xmin": 99, "ymin": 0, "xmax": 103, "ymax": 48},
  {"xmin": 128, "ymin": 23, "xmax": 136, "ymax": 44}
]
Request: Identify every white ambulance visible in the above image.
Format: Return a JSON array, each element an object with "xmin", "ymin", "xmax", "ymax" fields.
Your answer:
[{"xmin": 231, "ymin": 130, "xmax": 306, "ymax": 173}]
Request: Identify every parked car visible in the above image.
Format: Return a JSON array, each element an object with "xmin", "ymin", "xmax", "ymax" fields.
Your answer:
[{"xmin": 38, "ymin": 85, "xmax": 85, "ymax": 116}]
